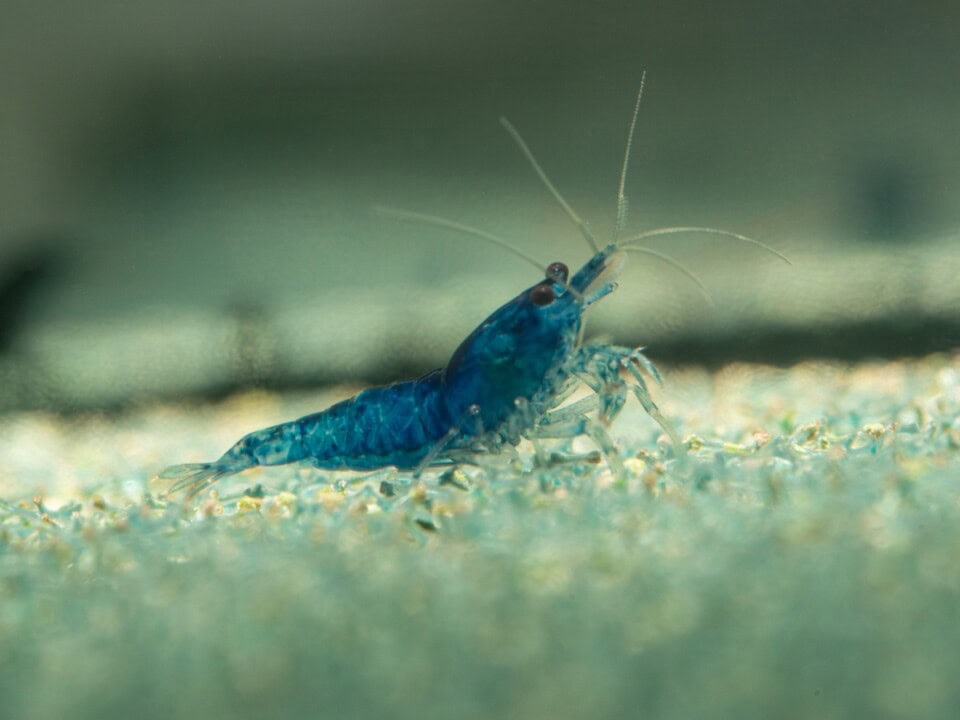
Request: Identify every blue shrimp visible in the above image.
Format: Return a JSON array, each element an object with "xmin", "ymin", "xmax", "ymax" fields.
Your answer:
[{"xmin": 160, "ymin": 75, "xmax": 788, "ymax": 497}]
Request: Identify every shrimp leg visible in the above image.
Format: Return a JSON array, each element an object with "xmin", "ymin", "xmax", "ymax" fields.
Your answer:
[
  {"xmin": 524, "ymin": 414, "xmax": 626, "ymax": 479},
  {"xmin": 571, "ymin": 343, "xmax": 683, "ymax": 448},
  {"xmin": 411, "ymin": 404, "xmax": 484, "ymax": 476}
]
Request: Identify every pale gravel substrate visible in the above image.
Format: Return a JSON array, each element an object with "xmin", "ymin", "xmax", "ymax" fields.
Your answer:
[{"xmin": 1, "ymin": 354, "xmax": 959, "ymax": 720}]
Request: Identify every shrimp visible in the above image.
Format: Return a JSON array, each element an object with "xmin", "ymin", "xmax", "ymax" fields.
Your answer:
[{"xmin": 160, "ymin": 74, "xmax": 788, "ymax": 497}]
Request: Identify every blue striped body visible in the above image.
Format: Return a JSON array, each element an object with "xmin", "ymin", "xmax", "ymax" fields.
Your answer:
[
  {"xmin": 220, "ymin": 370, "xmax": 453, "ymax": 472},
  {"xmin": 161, "ymin": 245, "xmax": 628, "ymax": 494},
  {"xmin": 297, "ymin": 370, "xmax": 452, "ymax": 470}
]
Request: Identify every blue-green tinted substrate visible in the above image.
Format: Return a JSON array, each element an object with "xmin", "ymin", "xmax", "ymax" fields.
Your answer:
[{"xmin": 2, "ymin": 356, "xmax": 960, "ymax": 720}]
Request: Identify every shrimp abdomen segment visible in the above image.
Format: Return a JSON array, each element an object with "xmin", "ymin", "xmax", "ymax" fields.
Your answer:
[{"xmin": 298, "ymin": 370, "xmax": 452, "ymax": 470}]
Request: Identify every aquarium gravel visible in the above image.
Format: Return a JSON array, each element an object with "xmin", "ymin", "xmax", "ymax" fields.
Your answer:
[{"xmin": 2, "ymin": 354, "xmax": 960, "ymax": 720}]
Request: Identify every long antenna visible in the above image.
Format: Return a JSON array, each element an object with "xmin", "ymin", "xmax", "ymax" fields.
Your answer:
[
  {"xmin": 373, "ymin": 206, "xmax": 547, "ymax": 273},
  {"xmin": 620, "ymin": 226, "xmax": 792, "ymax": 265},
  {"xmin": 622, "ymin": 246, "xmax": 714, "ymax": 306},
  {"xmin": 499, "ymin": 116, "xmax": 600, "ymax": 253},
  {"xmin": 615, "ymin": 71, "xmax": 647, "ymax": 242}
]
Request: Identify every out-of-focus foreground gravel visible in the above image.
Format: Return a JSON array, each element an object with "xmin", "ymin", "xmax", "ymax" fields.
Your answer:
[{"xmin": 2, "ymin": 354, "xmax": 959, "ymax": 720}]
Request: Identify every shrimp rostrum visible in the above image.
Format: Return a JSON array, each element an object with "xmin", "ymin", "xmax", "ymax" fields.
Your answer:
[{"xmin": 160, "ymin": 75, "xmax": 788, "ymax": 497}]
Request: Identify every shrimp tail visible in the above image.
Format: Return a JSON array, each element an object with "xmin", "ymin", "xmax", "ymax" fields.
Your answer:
[{"xmin": 158, "ymin": 462, "xmax": 236, "ymax": 498}]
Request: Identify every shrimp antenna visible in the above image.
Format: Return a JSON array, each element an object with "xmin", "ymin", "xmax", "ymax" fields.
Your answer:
[
  {"xmin": 622, "ymin": 246, "xmax": 714, "ymax": 306},
  {"xmin": 620, "ymin": 226, "xmax": 792, "ymax": 265},
  {"xmin": 373, "ymin": 206, "xmax": 547, "ymax": 273},
  {"xmin": 499, "ymin": 116, "xmax": 600, "ymax": 254},
  {"xmin": 615, "ymin": 71, "xmax": 647, "ymax": 242}
]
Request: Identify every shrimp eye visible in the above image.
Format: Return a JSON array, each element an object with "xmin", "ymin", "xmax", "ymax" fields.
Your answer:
[
  {"xmin": 530, "ymin": 283, "xmax": 555, "ymax": 307},
  {"xmin": 546, "ymin": 261, "xmax": 569, "ymax": 284}
]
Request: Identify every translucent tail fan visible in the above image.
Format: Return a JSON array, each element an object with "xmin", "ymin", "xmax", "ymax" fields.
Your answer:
[{"xmin": 158, "ymin": 462, "xmax": 233, "ymax": 498}]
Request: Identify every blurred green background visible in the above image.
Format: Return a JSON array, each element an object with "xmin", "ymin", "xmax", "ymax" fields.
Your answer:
[{"xmin": 2, "ymin": 0, "xmax": 958, "ymax": 410}]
